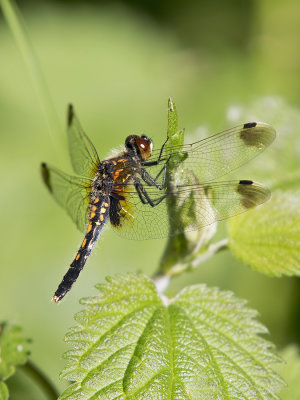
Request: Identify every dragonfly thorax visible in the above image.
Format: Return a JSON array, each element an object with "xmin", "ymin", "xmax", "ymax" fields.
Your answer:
[{"xmin": 91, "ymin": 162, "xmax": 115, "ymax": 195}]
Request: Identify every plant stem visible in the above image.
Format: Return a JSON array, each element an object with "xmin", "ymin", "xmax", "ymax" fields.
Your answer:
[
  {"xmin": 153, "ymin": 273, "xmax": 170, "ymax": 294},
  {"xmin": 21, "ymin": 361, "xmax": 58, "ymax": 400},
  {"xmin": 154, "ymin": 238, "xmax": 229, "ymax": 294},
  {"xmin": 0, "ymin": 0, "xmax": 63, "ymax": 159},
  {"xmin": 191, "ymin": 238, "xmax": 228, "ymax": 268}
]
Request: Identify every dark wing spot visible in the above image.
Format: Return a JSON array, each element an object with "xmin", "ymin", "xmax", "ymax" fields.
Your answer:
[
  {"xmin": 237, "ymin": 181, "xmax": 270, "ymax": 208},
  {"xmin": 40, "ymin": 163, "xmax": 52, "ymax": 192},
  {"xmin": 240, "ymin": 123, "xmax": 263, "ymax": 147},
  {"xmin": 239, "ymin": 122, "xmax": 276, "ymax": 149},
  {"xmin": 237, "ymin": 183, "xmax": 256, "ymax": 208},
  {"xmin": 68, "ymin": 103, "xmax": 74, "ymax": 126},
  {"xmin": 243, "ymin": 122, "xmax": 257, "ymax": 129}
]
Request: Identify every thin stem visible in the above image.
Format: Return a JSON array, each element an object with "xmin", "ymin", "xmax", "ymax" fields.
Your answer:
[
  {"xmin": 153, "ymin": 273, "xmax": 170, "ymax": 295},
  {"xmin": 20, "ymin": 361, "xmax": 58, "ymax": 400},
  {"xmin": 154, "ymin": 238, "xmax": 229, "ymax": 294},
  {"xmin": 0, "ymin": 0, "xmax": 63, "ymax": 160},
  {"xmin": 191, "ymin": 238, "xmax": 228, "ymax": 268}
]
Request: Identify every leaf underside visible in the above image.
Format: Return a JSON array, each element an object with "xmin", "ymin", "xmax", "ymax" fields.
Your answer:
[
  {"xmin": 60, "ymin": 274, "xmax": 283, "ymax": 400},
  {"xmin": 228, "ymin": 190, "xmax": 300, "ymax": 277}
]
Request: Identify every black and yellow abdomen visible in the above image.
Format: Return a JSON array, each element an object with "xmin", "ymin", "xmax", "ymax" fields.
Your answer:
[{"xmin": 52, "ymin": 195, "xmax": 110, "ymax": 302}]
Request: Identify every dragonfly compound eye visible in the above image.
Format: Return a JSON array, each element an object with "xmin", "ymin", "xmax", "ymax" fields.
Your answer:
[{"xmin": 136, "ymin": 137, "xmax": 153, "ymax": 160}]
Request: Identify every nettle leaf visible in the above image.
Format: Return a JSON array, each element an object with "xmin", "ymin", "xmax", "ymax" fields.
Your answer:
[
  {"xmin": 0, "ymin": 324, "xmax": 29, "ymax": 381},
  {"xmin": 0, "ymin": 323, "xmax": 30, "ymax": 399},
  {"xmin": 59, "ymin": 274, "xmax": 283, "ymax": 399},
  {"xmin": 228, "ymin": 190, "xmax": 300, "ymax": 277}
]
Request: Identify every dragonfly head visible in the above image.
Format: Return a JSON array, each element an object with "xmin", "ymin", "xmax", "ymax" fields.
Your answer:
[{"xmin": 125, "ymin": 134, "xmax": 153, "ymax": 161}]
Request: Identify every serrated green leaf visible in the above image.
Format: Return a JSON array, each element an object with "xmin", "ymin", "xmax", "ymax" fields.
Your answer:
[
  {"xmin": 0, "ymin": 323, "xmax": 29, "ymax": 381},
  {"xmin": 59, "ymin": 274, "xmax": 283, "ymax": 400},
  {"xmin": 228, "ymin": 190, "xmax": 300, "ymax": 277},
  {"xmin": 0, "ymin": 382, "xmax": 8, "ymax": 400},
  {"xmin": 277, "ymin": 346, "xmax": 300, "ymax": 400}
]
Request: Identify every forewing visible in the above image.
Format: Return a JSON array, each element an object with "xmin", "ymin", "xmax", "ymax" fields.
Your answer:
[
  {"xmin": 41, "ymin": 163, "xmax": 91, "ymax": 232},
  {"xmin": 67, "ymin": 104, "xmax": 100, "ymax": 177},
  {"xmin": 148, "ymin": 122, "xmax": 276, "ymax": 183},
  {"xmin": 110, "ymin": 180, "xmax": 270, "ymax": 240}
]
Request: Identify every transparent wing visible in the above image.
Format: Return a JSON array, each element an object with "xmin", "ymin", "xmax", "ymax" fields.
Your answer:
[
  {"xmin": 41, "ymin": 163, "xmax": 91, "ymax": 232},
  {"xmin": 147, "ymin": 122, "xmax": 276, "ymax": 184},
  {"xmin": 110, "ymin": 180, "xmax": 270, "ymax": 240},
  {"xmin": 67, "ymin": 104, "xmax": 100, "ymax": 177}
]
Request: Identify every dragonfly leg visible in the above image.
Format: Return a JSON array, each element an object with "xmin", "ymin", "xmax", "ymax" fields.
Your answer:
[
  {"xmin": 140, "ymin": 159, "xmax": 169, "ymax": 190},
  {"xmin": 135, "ymin": 181, "xmax": 167, "ymax": 207},
  {"xmin": 143, "ymin": 136, "xmax": 169, "ymax": 166},
  {"xmin": 153, "ymin": 159, "xmax": 169, "ymax": 186}
]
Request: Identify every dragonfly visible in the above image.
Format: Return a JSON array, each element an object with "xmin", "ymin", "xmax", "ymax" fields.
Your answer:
[{"xmin": 41, "ymin": 104, "xmax": 275, "ymax": 302}]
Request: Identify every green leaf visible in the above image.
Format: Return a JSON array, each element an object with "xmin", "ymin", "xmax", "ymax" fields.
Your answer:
[
  {"xmin": 60, "ymin": 274, "xmax": 283, "ymax": 399},
  {"xmin": 166, "ymin": 97, "xmax": 185, "ymax": 153},
  {"xmin": 0, "ymin": 382, "xmax": 8, "ymax": 400},
  {"xmin": 0, "ymin": 323, "xmax": 30, "ymax": 400},
  {"xmin": 167, "ymin": 97, "xmax": 179, "ymax": 140},
  {"xmin": 228, "ymin": 190, "xmax": 300, "ymax": 277},
  {"xmin": 277, "ymin": 346, "xmax": 300, "ymax": 400},
  {"xmin": 0, "ymin": 323, "xmax": 29, "ymax": 381}
]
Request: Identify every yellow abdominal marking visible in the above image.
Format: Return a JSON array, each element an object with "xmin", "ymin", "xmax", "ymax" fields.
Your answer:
[
  {"xmin": 90, "ymin": 211, "xmax": 96, "ymax": 219},
  {"xmin": 104, "ymin": 202, "xmax": 109, "ymax": 207},
  {"xmin": 87, "ymin": 223, "xmax": 92, "ymax": 233},
  {"xmin": 100, "ymin": 207, "xmax": 107, "ymax": 213},
  {"xmin": 100, "ymin": 214, "xmax": 104, "ymax": 222},
  {"xmin": 94, "ymin": 197, "xmax": 100, "ymax": 203},
  {"xmin": 95, "ymin": 221, "xmax": 101, "ymax": 225},
  {"xmin": 75, "ymin": 253, "xmax": 80, "ymax": 260},
  {"xmin": 82, "ymin": 238, "xmax": 87, "ymax": 248}
]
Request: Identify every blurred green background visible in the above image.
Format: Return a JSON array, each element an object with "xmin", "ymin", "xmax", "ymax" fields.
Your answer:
[{"xmin": 0, "ymin": 0, "xmax": 300, "ymax": 396}]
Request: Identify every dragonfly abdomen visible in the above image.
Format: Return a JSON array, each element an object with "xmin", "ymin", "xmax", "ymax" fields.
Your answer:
[{"xmin": 52, "ymin": 196, "xmax": 110, "ymax": 302}]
